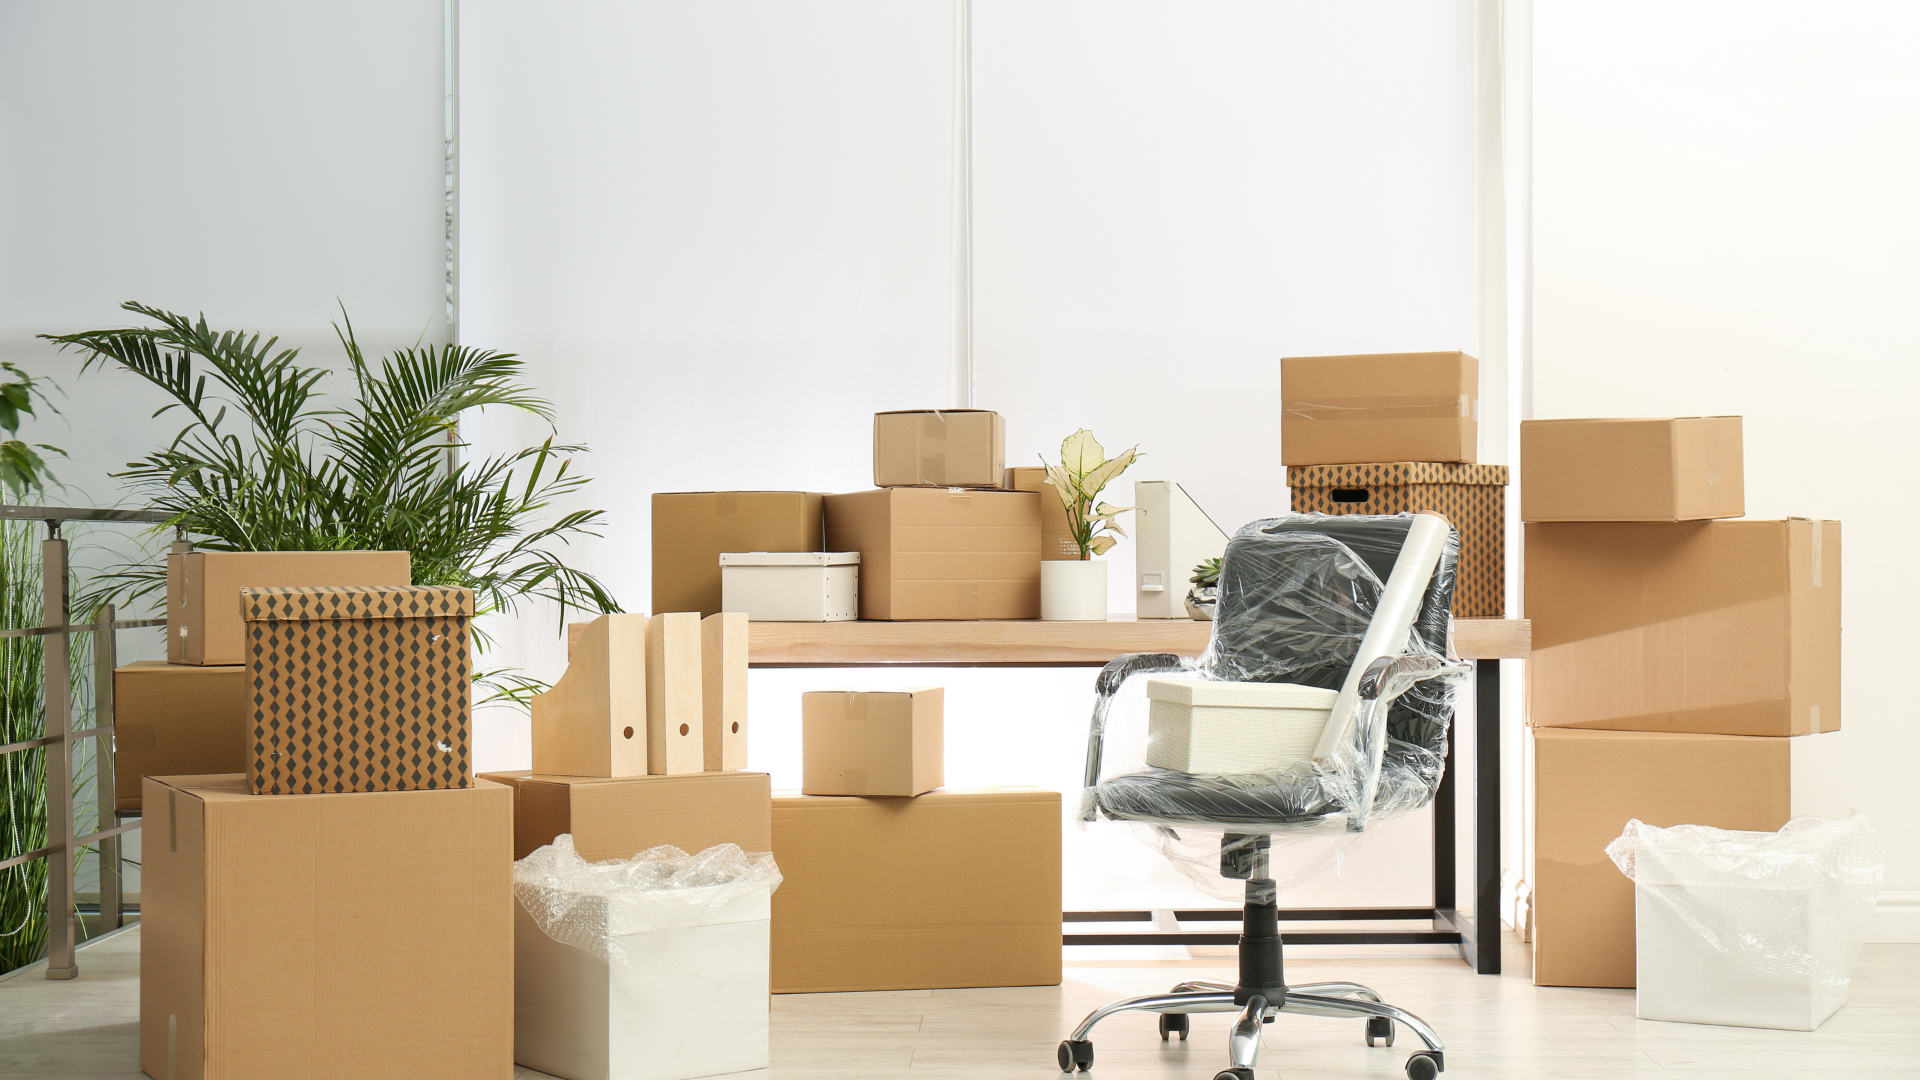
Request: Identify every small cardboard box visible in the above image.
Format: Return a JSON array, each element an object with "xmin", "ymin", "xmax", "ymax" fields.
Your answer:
[
  {"xmin": 801, "ymin": 687, "xmax": 943, "ymax": 797},
  {"xmin": 652, "ymin": 492, "xmax": 825, "ymax": 617},
  {"xmin": 112, "ymin": 662, "xmax": 248, "ymax": 813},
  {"xmin": 140, "ymin": 775, "xmax": 512, "ymax": 1080},
  {"xmin": 824, "ymin": 487, "xmax": 1042, "ymax": 620},
  {"xmin": 873, "ymin": 409, "xmax": 1005, "ymax": 488},
  {"xmin": 1005, "ymin": 465, "xmax": 1082, "ymax": 560},
  {"xmin": 243, "ymin": 585, "xmax": 474, "ymax": 794},
  {"xmin": 771, "ymin": 787, "xmax": 1061, "ymax": 993},
  {"xmin": 1288, "ymin": 462, "xmax": 1508, "ymax": 617},
  {"xmin": 1280, "ymin": 351, "xmax": 1478, "ymax": 465},
  {"xmin": 1521, "ymin": 417, "xmax": 1743, "ymax": 522},
  {"xmin": 1532, "ymin": 729, "xmax": 1790, "ymax": 989},
  {"xmin": 167, "ymin": 549, "xmax": 411, "ymax": 666},
  {"xmin": 1527, "ymin": 520, "xmax": 1840, "ymax": 736},
  {"xmin": 720, "ymin": 551, "xmax": 860, "ymax": 621},
  {"xmin": 478, "ymin": 770, "xmax": 772, "ymax": 862}
]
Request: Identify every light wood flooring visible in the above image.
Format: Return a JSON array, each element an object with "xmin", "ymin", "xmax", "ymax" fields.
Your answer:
[{"xmin": 5, "ymin": 924, "xmax": 1919, "ymax": 1078}]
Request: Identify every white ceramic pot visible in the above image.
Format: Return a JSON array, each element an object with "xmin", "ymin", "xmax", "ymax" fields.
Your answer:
[{"xmin": 1041, "ymin": 559, "xmax": 1108, "ymax": 621}]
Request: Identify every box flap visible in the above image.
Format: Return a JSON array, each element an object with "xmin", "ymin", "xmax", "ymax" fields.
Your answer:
[{"xmin": 240, "ymin": 584, "xmax": 473, "ymax": 621}]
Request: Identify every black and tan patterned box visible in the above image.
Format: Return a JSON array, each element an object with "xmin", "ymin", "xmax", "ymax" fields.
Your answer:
[
  {"xmin": 242, "ymin": 584, "xmax": 474, "ymax": 795},
  {"xmin": 1287, "ymin": 463, "xmax": 1509, "ymax": 618}
]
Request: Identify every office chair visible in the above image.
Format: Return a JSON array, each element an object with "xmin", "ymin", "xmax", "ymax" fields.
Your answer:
[{"xmin": 1058, "ymin": 513, "xmax": 1468, "ymax": 1080}]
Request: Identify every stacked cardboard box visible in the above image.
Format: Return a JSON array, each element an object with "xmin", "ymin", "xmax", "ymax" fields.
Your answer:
[{"xmin": 1521, "ymin": 417, "xmax": 1841, "ymax": 988}]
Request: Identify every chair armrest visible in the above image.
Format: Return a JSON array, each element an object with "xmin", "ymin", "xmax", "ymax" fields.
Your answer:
[
  {"xmin": 1356, "ymin": 654, "xmax": 1464, "ymax": 700},
  {"xmin": 1082, "ymin": 652, "xmax": 1190, "ymax": 810}
]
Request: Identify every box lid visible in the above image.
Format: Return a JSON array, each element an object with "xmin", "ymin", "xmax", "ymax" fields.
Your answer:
[
  {"xmin": 1145, "ymin": 677, "xmax": 1340, "ymax": 709},
  {"xmin": 1287, "ymin": 462, "xmax": 1509, "ymax": 487},
  {"xmin": 719, "ymin": 551, "xmax": 861, "ymax": 567},
  {"xmin": 241, "ymin": 584, "xmax": 473, "ymax": 621}
]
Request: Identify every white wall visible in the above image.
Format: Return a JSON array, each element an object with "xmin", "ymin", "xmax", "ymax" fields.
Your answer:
[{"xmin": 1532, "ymin": 1, "xmax": 1920, "ymax": 933}]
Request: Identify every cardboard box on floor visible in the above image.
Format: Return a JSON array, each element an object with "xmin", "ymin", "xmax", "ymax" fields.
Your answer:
[
  {"xmin": 1005, "ymin": 466, "xmax": 1080, "ymax": 560},
  {"xmin": 167, "ymin": 549, "xmax": 411, "ymax": 665},
  {"xmin": 802, "ymin": 687, "xmax": 943, "ymax": 797},
  {"xmin": 771, "ymin": 787, "xmax": 1061, "ymax": 993},
  {"xmin": 478, "ymin": 770, "xmax": 771, "ymax": 861},
  {"xmin": 1280, "ymin": 351, "xmax": 1478, "ymax": 465},
  {"xmin": 1521, "ymin": 417, "xmax": 1744, "ymax": 522},
  {"xmin": 873, "ymin": 409, "xmax": 1004, "ymax": 488},
  {"xmin": 112, "ymin": 662, "xmax": 247, "ymax": 813},
  {"xmin": 1532, "ymin": 730, "xmax": 1790, "ymax": 989},
  {"xmin": 652, "ymin": 491, "xmax": 825, "ymax": 617},
  {"xmin": 140, "ymin": 775, "xmax": 512, "ymax": 1080},
  {"xmin": 824, "ymin": 487, "xmax": 1042, "ymax": 620},
  {"xmin": 1527, "ymin": 519, "xmax": 1840, "ymax": 737}
]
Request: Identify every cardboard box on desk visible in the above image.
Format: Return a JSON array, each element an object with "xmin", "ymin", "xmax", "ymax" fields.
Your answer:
[
  {"xmin": 167, "ymin": 549, "xmax": 411, "ymax": 665},
  {"xmin": 1527, "ymin": 519, "xmax": 1840, "ymax": 737},
  {"xmin": 652, "ymin": 491, "xmax": 825, "ymax": 617},
  {"xmin": 1521, "ymin": 417, "xmax": 1743, "ymax": 521},
  {"xmin": 825, "ymin": 487, "xmax": 1041, "ymax": 620},
  {"xmin": 1532, "ymin": 730, "xmax": 1790, "ymax": 989},
  {"xmin": 802, "ymin": 687, "xmax": 943, "ymax": 797},
  {"xmin": 1005, "ymin": 465, "xmax": 1080, "ymax": 560},
  {"xmin": 1281, "ymin": 351, "xmax": 1478, "ymax": 465},
  {"xmin": 139, "ymin": 775, "xmax": 512, "ymax": 1080},
  {"xmin": 479, "ymin": 770, "xmax": 771, "ymax": 861},
  {"xmin": 771, "ymin": 787, "xmax": 1060, "ymax": 993},
  {"xmin": 874, "ymin": 409, "xmax": 1004, "ymax": 488},
  {"xmin": 112, "ymin": 661, "xmax": 247, "ymax": 813}
]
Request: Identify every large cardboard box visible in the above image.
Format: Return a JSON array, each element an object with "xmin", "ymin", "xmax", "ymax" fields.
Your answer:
[
  {"xmin": 652, "ymin": 492, "xmax": 825, "ymax": 617},
  {"xmin": 167, "ymin": 549, "xmax": 411, "ymax": 665},
  {"xmin": 801, "ymin": 687, "xmax": 943, "ymax": 797},
  {"xmin": 1532, "ymin": 730, "xmax": 1790, "ymax": 989},
  {"xmin": 771, "ymin": 788, "xmax": 1061, "ymax": 993},
  {"xmin": 1527, "ymin": 520, "xmax": 1840, "ymax": 736},
  {"xmin": 824, "ymin": 487, "xmax": 1042, "ymax": 620},
  {"xmin": 873, "ymin": 409, "xmax": 1004, "ymax": 488},
  {"xmin": 1006, "ymin": 465, "xmax": 1080, "ymax": 560},
  {"xmin": 243, "ymin": 585, "xmax": 473, "ymax": 794},
  {"xmin": 1287, "ymin": 462, "xmax": 1508, "ymax": 617},
  {"xmin": 140, "ymin": 775, "xmax": 512, "ymax": 1080},
  {"xmin": 112, "ymin": 661, "xmax": 247, "ymax": 813},
  {"xmin": 479, "ymin": 770, "xmax": 772, "ymax": 861},
  {"xmin": 1521, "ymin": 416, "xmax": 1743, "ymax": 522},
  {"xmin": 1280, "ymin": 351, "xmax": 1478, "ymax": 465}
]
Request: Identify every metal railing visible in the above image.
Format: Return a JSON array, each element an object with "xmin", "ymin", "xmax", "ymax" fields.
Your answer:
[{"xmin": 1, "ymin": 505, "xmax": 173, "ymax": 979}]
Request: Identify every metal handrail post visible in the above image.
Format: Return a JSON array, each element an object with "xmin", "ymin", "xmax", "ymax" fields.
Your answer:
[
  {"xmin": 94, "ymin": 604, "xmax": 120, "ymax": 933},
  {"xmin": 41, "ymin": 525, "xmax": 75, "ymax": 980}
]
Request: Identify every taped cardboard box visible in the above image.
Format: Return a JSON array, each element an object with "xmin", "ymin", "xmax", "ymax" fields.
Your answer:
[
  {"xmin": 167, "ymin": 549, "xmax": 411, "ymax": 665},
  {"xmin": 873, "ymin": 409, "xmax": 1004, "ymax": 488},
  {"xmin": 1532, "ymin": 730, "xmax": 1789, "ymax": 988},
  {"xmin": 478, "ymin": 769, "xmax": 771, "ymax": 861},
  {"xmin": 1006, "ymin": 465, "xmax": 1082, "ymax": 560},
  {"xmin": 824, "ymin": 487, "xmax": 1042, "ymax": 620},
  {"xmin": 771, "ymin": 787, "xmax": 1061, "ymax": 993},
  {"xmin": 112, "ymin": 661, "xmax": 247, "ymax": 813},
  {"xmin": 1521, "ymin": 416, "xmax": 1743, "ymax": 522},
  {"xmin": 1280, "ymin": 351, "xmax": 1478, "ymax": 466},
  {"xmin": 652, "ymin": 491, "xmax": 825, "ymax": 617},
  {"xmin": 140, "ymin": 775, "xmax": 512, "ymax": 1080},
  {"xmin": 802, "ymin": 687, "xmax": 943, "ymax": 797},
  {"xmin": 1288, "ymin": 462, "xmax": 1507, "ymax": 617},
  {"xmin": 244, "ymin": 585, "xmax": 473, "ymax": 794},
  {"xmin": 1527, "ymin": 520, "xmax": 1840, "ymax": 736}
]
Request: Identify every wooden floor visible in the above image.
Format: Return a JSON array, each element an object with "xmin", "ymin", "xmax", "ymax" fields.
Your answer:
[{"xmin": 6, "ymin": 926, "xmax": 1920, "ymax": 1078}]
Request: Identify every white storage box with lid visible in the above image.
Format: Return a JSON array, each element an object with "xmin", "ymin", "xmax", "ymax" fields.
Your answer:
[
  {"xmin": 1144, "ymin": 677, "xmax": 1340, "ymax": 773},
  {"xmin": 719, "ymin": 551, "xmax": 859, "ymax": 622}
]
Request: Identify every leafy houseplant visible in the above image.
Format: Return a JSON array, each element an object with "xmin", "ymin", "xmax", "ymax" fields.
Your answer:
[
  {"xmin": 1038, "ymin": 430, "xmax": 1140, "ymax": 621},
  {"xmin": 0, "ymin": 362, "xmax": 66, "ymax": 496}
]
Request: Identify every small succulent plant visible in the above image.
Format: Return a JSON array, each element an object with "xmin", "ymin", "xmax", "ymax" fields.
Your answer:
[{"xmin": 1190, "ymin": 556, "xmax": 1222, "ymax": 587}]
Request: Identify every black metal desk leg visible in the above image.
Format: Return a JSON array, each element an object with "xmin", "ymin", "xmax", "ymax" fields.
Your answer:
[{"xmin": 1474, "ymin": 658, "xmax": 1503, "ymax": 974}]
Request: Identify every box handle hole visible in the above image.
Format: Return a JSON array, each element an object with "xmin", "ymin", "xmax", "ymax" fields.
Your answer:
[
  {"xmin": 731, "ymin": 722, "xmax": 739, "ymax": 734},
  {"xmin": 622, "ymin": 726, "xmax": 634, "ymax": 740},
  {"xmin": 1331, "ymin": 488, "xmax": 1371, "ymax": 503},
  {"xmin": 679, "ymin": 723, "xmax": 690, "ymax": 736}
]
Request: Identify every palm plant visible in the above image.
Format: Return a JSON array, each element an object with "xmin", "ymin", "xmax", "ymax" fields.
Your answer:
[
  {"xmin": 0, "ymin": 362, "xmax": 66, "ymax": 496},
  {"xmin": 1040, "ymin": 429, "xmax": 1142, "ymax": 559}
]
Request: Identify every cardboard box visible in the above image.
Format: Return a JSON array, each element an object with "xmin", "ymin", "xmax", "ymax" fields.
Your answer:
[
  {"xmin": 167, "ymin": 549, "xmax": 411, "ymax": 665},
  {"xmin": 1006, "ymin": 466, "xmax": 1081, "ymax": 560},
  {"xmin": 1288, "ymin": 462, "xmax": 1508, "ymax": 617},
  {"xmin": 701, "ymin": 612, "xmax": 749, "ymax": 770},
  {"xmin": 140, "ymin": 775, "xmax": 512, "ymax": 1080},
  {"xmin": 112, "ymin": 662, "xmax": 247, "ymax": 813},
  {"xmin": 873, "ymin": 409, "xmax": 1005, "ymax": 488},
  {"xmin": 652, "ymin": 492, "xmax": 825, "ymax": 617},
  {"xmin": 1521, "ymin": 417, "xmax": 1744, "ymax": 521},
  {"xmin": 243, "ymin": 585, "xmax": 473, "ymax": 794},
  {"xmin": 1280, "ymin": 351, "xmax": 1478, "ymax": 465},
  {"xmin": 720, "ymin": 551, "xmax": 860, "ymax": 621},
  {"xmin": 1532, "ymin": 729, "xmax": 1790, "ymax": 988},
  {"xmin": 1527, "ymin": 520, "xmax": 1840, "ymax": 736},
  {"xmin": 532, "ymin": 614, "xmax": 648, "ymax": 779},
  {"xmin": 801, "ymin": 687, "xmax": 943, "ymax": 797},
  {"xmin": 479, "ymin": 770, "xmax": 772, "ymax": 862},
  {"xmin": 771, "ymin": 787, "xmax": 1061, "ymax": 992},
  {"xmin": 824, "ymin": 487, "xmax": 1042, "ymax": 620}
]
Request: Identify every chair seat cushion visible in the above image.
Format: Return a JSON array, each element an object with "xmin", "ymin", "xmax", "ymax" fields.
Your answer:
[{"xmin": 1092, "ymin": 761, "xmax": 1438, "ymax": 832}]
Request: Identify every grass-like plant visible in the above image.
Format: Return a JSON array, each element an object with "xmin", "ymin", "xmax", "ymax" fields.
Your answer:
[
  {"xmin": 0, "ymin": 519, "xmax": 51, "ymax": 973},
  {"xmin": 1041, "ymin": 429, "xmax": 1141, "ymax": 559}
]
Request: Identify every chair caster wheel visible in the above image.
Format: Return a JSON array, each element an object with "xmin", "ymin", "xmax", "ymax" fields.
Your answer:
[
  {"xmin": 1213, "ymin": 1069, "xmax": 1255, "ymax": 1080},
  {"xmin": 1366, "ymin": 1014, "xmax": 1395, "ymax": 1046},
  {"xmin": 1158, "ymin": 1013, "xmax": 1189, "ymax": 1041},
  {"xmin": 1407, "ymin": 1050, "xmax": 1444, "ymax": 1079},
  {"xmin": 1057, "ymin": 1039, "xmax": 1094, "ymax": 1072}
]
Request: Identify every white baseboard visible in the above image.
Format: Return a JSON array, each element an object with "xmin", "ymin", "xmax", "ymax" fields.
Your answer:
[{"xmin": 1873, "ymin": 890, "xmax": 1920, "ymax": 944}]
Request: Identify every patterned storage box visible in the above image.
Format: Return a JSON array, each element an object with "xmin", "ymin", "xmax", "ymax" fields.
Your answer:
[
  {"xmin": 242, "ymin": 584, "xmax": 474, "ymax": 794},
  {"xmin": 1287, "ymin": 462, "xmax": 1509, "ymax": 618}
]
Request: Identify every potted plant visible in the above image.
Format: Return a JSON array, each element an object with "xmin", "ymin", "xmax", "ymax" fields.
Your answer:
[
  {"xmin": 1186, "ymin": 556, "xmax": 1222, "ymax": 621},
  {"xmin": 1038, "ymin": 429, "xmax": 1139, "ymax": 621}
]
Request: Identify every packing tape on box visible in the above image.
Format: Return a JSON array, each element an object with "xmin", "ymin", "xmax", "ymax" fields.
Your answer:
[{"xmin": 1282, "ymin": 394, "xmax": 1473, "ymax": 422}]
